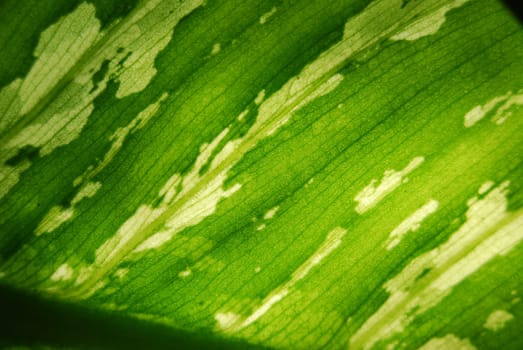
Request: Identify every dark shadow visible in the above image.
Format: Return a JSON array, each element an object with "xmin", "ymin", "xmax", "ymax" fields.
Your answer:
[
  {"xmin": 0, "ymin": 284, "xmax": 272, "ymax": 350},
  {"xmin": 502, "ymin": 0, "xmax": 523, "ymax": 23}
]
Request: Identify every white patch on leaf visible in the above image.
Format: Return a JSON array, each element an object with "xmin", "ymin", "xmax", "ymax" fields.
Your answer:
[
  {"xmin": 254, "ymin": 90, "xmax": 266, "ymax": 105},
  {"xmin": 237, "ymin": 109, "xmax": 249, "ymax": 122},
  {"xmin": 96, "ymin": 205, "xmax": 165, "ymax": 264},
  {"xmin": 478, "ymin": 180, "xmax": 494, "ymax": 195},
  {"xmin": 259, "ymin": 7, "xmax": 277, "ymax": 24},
  {"xmin": 211, "ymin": 43, "xmax": 221, "ymax": 55},
  {"xmin": 115, "ymin": 0, "xmax": 205, "ymax": 98},
  {"xmin": 464, "ymin": 90, "xmax": 523, "ymax": 127},
  {"xmin": 51, "ymin": 263, "xmax": 74, "ymax": 282},
  {"xmin": 114, "ymin": 268, "xmax": 129, "ymax": 279},
  {"xmin": 484, "ymin": 309, "xmax": 514, "ymax": 331},
  {"xmin": 390, "ymin": 0, "xmax": 471, "ymax": 41},
  {"xmin": 0, "ymin": 3, "xmax": 100, "ymax": 131},
  {"xmin": 178, "ymin": 268, "xmax": 192, "ymax": 278},
  {"xmin": 355, "ymin": 156, "xmax": 425, "ymax": 214},
  {"xmin": 35, "ymin": 207, "xmax": 75, "ymax": 236},
  {"xmin": 215, "ymin": 312, "xmax": 242, "ymax": 329},
  {"xmin": 263, "ymin": 206, "xmax": 280, "ymax": 220},
  {"xmin": 418, "ymin": 334, "xmax": 476, "ymax": 350},
  {"xmin": 35, "ymin": 181, "xmax": 101, "ymax": 235},
  {"xmin": 386, "ymin": 199, "xmax": 439, "ymax": 249},
  {"xmin": 350, "ymin": 181, "xmax": 523, "ymax": 350}
]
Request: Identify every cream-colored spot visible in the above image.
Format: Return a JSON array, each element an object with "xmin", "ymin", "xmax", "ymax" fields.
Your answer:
[
  {"xmin": 257, "ymin": 224, "xmax": 266, "ymax": 231},
  {"xmin": 97, "ymin": 204, "xmax": 165, "ymax": 261},
  {"xmin": 115, "ymin": 268, "xmax": 129, "ymax": 279},
  {"xmin": 254, "ymin": 90, "xmax": 266, "ymax": 105},
  {"xmin": 255, "ymin": 266, "xmax": 261, "ymax": 273},
  {"xmin": 237, "ymin": 109, "xmax": 249, "ymax": 122},
  {"xmin": 484, "ymin": 309, "xmax": 514, "ymax": 331},
  {"xmin": 51, "ymin": 263, "xmax": 74, "ymax": 282},
  {"xmin": 464, "ymin": 90, "xmax": 523, "ymax": 128},
  {"xmin": 491, "ymin": 91, "xmax": 523, "ymax": 125},
  {"xmin": 259, "ymin": 7, "xmax": 277, "ymax": 24},
  {"xmin": 418, "ymin": 334, "xmax": 476, "ymax": 350},
  {"xmin": 215, "ymin": 312, "xmax": 242, "ymax": 329},
  {"xmin": 211, "ymin": 43, "xmax": 221, "ymax": 55},
  {"xmin": 178, "ymin": 268, "xmax": 192, "ymax": 278},
  {"xmin": 386, "ymin": 199, "xmax": 439, "ymax": 249},
  {"xmin": 478, "ymin": 181, "xmax": 494, "ymax": 195},
  {"xmin": 35, "ymin": 181, "xmax": 101, "ymax": 235},
  {"xmin": 116, "ymin": 0, "xmax": 205, "ymax": 98},
  {"xmin": 0, "ymin": 3, "xmax": 100, "ymax": 131},
  {"xmin": 355, "ymin": 157, "xmax": 425, "ymax": 214},
  {"xmin": 35, "ymin": 207, "xmax": 74, "ymax": 236},
  {"xmin": 391, "ymin": 0, "xmax": 470, "ymax": 41},
  {"xmin": 263, "ymin": 206, "xmax": 280, "ymax": 220}
]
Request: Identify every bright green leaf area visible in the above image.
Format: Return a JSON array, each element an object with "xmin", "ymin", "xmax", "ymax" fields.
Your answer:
[{"xmin": 0, "ymin": 0, "xmax": 522, "ymax": 349}]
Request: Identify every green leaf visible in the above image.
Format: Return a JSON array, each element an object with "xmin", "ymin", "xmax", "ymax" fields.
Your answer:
[{"xmin": 1, "ymin": 0, "xmax": 522, "ymax": 349}]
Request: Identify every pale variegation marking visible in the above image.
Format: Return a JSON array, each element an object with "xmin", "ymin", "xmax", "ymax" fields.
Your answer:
[
  {"xmin": 257, "ymin": 224, "xmax": 266, "ymax": 231},
  {"xmin": 355, "ymin": 157, "xmax": 425, "ymax": 214},
  {"xmin": 349, "ymin": 181, "xmax": 523, "ymax": 350},
  {"xmin": 491, "ymin": 91, "xmax": 523, "ymax": 125},
  {"xmin": 0, "ymin": 3, "xmax": 100, "ymax": 133},
  {"xmin": 418, "ymin": 334, "xmax": 476, "ymax": 350},
  {"xmin": 254, "ymin": 90, "xmax": 266, "ymax": 105},
  {"xmin": 464, "ymin": 90, "xmax": 523, "ymax": 127},
  {"xmin": 216, "ymin": 227, "xmax": 347, "ymax": 331},
  {"xmin": 114, "ymin": 268, "xmax": 129, "ymax": 279},
  {"xmin": 0, "ymin": 0, "xmax": 201, "ymax": 198},
  {"xmin": 74, "ymin": 93, "xmax": 168, "ymax": 186},
  {"xmin": 259, "ymin": 7, "xmax": 277, "ymax": 24},
  {"xmin": 478, "ymin": 181, "xmax": 494, "ymax": 195},
  {"xmin": 0, "ymin": 161, "xmax": 30, "ymax": 200},
  {"xmin": 115, "ymin": 0, "xmax": 205, "ymax": 97},
  {"xmin": 237, "ymin": 109, "xmax": 250, "ymax": 122},
  {"xmin": 35, "ymin": 181, "xmax": 102, "ymax": 235},
  {"xmin": 483, "ymin": 309, "xmax": 514, "ymax": 331},
  {"xmin": 391, "ymin": 0, "xmax": 471, "ymax": 41},
  {"xmin": 50, "ymin": 263, "xmax": 74, "ymax": 282},
  {"xmin": 178, "ymin": 268, "xmax": 192, "ymax": 278},
  {"xmin": 134, "ymin": 129, "xmax": 241, "ymax": 252},
  {"xmin": 215, "ymin": 312, "xmax": 242, "ymax": 329},
  {"xmin": 263, "ymin": 206, "xmax": 280, "ymax": 219},
  {"xmin": 264, "ymin": 74, "xmax": 344, "ymax": 136},
  {"xmin": 211, "ymin": 43, "xmax": 221, "ymax": 55},
  {"xmin": 255, "ymin": 266, "xmax": 261, "ymax": 273},
  {"xmin": 386, "ymin": 199, "xmax": 439, "ymax": 249}
]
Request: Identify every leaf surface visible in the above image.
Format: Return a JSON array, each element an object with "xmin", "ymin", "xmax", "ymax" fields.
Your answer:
[{"xmin": 0, "ymin": 0, "xmax": 522, "ymax": 349}]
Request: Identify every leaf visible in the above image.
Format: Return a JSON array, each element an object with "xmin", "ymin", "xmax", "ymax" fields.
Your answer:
[{"xmin": 0, "ymin": 0, "xmax": 522, "ymax": 349}]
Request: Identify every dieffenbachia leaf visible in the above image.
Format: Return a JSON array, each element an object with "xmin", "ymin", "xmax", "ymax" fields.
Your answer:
[{"xmin": 1, "ymin": 0, "xmax": 522, "ymax": 348}]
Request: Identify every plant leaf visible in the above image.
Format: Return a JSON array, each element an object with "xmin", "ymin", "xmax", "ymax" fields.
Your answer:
[{"xmin": 1, "ymin": 0, "xmax": 522, "ymax": 349}]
